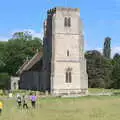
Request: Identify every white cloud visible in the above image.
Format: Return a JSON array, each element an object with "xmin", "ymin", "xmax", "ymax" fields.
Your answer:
[
  {"xmin": 96, "ymin": 47, "xmax": 120, "ymax": 58},
  {"xmin": 11, "ymin": 29, "xmax": 44, "ymax": 39},
  {"xmin": 0, "ymin": 29, "xmax": 43, "ymax": 42},
  {"xmin": 0, "ymin": 29, "xmax": 43, "ymax": 41},
  {"xmin": 27, "ymin": 29, "xmax": 43, "ymax": 39},
  {"xmin": 111, "ymin": 46, "xmax": 120, "ymax": 56},
  {"xmin": 0, "ymin": 37, "xmax": 9, "ymax": 41}
]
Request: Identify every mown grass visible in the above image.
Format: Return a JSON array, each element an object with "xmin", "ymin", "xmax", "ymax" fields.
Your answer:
[
  {"xmin": 1, "ymin": 95, "xmax": 120, "ymax": 120},
  {"xmin": 89, "ymin": 88, "xmax": 120, "ymax": 94}
]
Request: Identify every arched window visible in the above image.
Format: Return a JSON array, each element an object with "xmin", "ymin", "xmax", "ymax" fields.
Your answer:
[
  {"xmin": 67, "ymin": 50, "xmax": 69, "ymax": 56},
  {"xmin": 64, "ymin": 17, "xmax": 68, "ymax": 27},
  {"xmin": 68, "ymin": 71, "xmax": 71, "ymax": 83},
  {"xmin": 64, "ymin": 17, "xmax": 71, "ymax": 27},
  {"xmin": 65, "ymin": 68, "xmax": 72, "ymax": 83},
  {"xmin": 68, "ymin": 17, "xmax": 71, "ymax": 27},
  {"xmin": 66, "ymin": 72, "xmax": 69, "ymax": 83}
]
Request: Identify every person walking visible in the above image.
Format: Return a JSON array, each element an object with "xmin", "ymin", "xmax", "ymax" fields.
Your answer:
[
  {"xmin": 22, "ymin": 95, "xmax": 28, "ymax": 109},
  {"xmin": 16, "ymin": 94, "xmax": 22, "ymax": 108},
  {"xmin": 30, "ymin": 93, "xmax": 37, "ymax": 108}
]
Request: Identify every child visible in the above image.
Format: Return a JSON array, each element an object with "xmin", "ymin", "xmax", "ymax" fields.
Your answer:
[{"xmin": 0, "ymin": 101, "xmax": 3, "ymax": 115}]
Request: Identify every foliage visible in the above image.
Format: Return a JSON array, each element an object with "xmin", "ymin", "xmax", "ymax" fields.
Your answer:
[
  {"xmin": 0, "ymin": 31, "xmax": 43, "ymax": 75},
  {"xmin": 0, "ymin": 31, "xmax": 43, "ymax": 89},
  {"xmin": 85, "ymin": 50, "xmax": 113, "ymax": 88},
  {"xmin": 0, "ymin": 41, "xmax": 7, "ymax": 72},
  {"xmin": 0, "ymin": 73, "xmax": 10, "ymax": 89},
  {"xmin": 103, "ymin": 37, "xmax": 111, "ymax": 59},
  {"xmin": 111, "ymin": 53, "xmax": 120, "ymax": 88},
  {"xmin": 12, "ymin": 31, "xmax": 32, "ymax": 40},
  {"xmin": 0, "ymin": 59, "xmax": 5, "ymax": 72}
]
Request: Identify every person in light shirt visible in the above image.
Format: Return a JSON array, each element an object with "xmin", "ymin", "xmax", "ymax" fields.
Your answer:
[{"xmin": 30, "ymin": 93, "xmax": 37, "ymax": 108}]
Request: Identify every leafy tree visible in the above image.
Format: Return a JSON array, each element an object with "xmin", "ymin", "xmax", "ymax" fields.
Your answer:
[
  {"xmin": 111, "ymin": 53, "xmax": 120, "ymax": 88},
  {"xmin": 85, "ymin": 50, "xmax": 113, "ymax": 88},
  {"xmin": 12, "ymin": 31, "xmax": 32, "ymax": 40},
  {"xmin": 0, "ymin": 41, "xmax": 7, "ymax": 72},
  {"xmin": 0, "ymin": 59, "xmax": 5, "ymax": 72},
  {"xmin": 2, "ymin": 31, "xmax": 43, "ymax": 75},
  {"xmin": 0, "ymin": 73, "xmax": 10, "ymax": 89}
]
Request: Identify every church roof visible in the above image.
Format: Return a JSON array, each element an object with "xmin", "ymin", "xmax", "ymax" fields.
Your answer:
[{"xmin": 17, "ymin": 51, "xmax": 43, "ymax": 75}]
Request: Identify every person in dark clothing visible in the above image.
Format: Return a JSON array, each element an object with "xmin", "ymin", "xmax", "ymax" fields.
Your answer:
[{"xmin": 17, "ymin": 95, "xmax": 22, "ymax": 107}]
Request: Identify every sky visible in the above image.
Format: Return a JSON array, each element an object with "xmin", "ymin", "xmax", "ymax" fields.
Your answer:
[{"xmin": 0, "ymin": 0, "xmax": 120, "ymax": 55}]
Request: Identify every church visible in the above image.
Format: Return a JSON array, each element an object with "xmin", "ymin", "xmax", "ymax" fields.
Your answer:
[{"xmin": 17, "ymin": 7, "xmax": 88, "ymax": 96}]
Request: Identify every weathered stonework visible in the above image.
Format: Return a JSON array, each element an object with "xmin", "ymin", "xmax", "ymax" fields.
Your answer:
[
  {"xmin": 43, "ymin": 7, "xmax": 88, "ymax": 96},
  {"xmin": 18, "ymin": 7, "xmax": 88, "ymax": 96},
  {"xmin": 11, "ymin": 76, "xmax": 20, "ymax": 90}
]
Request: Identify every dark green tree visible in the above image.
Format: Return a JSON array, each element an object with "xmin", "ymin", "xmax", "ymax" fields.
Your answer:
[
  {"xmin": 85, "ymin": 50, "xmax": 113, "ymax": 88},
  {"xmin": 2, "ymin": 31, "xmax": 43, "ymax": 75},
  {"xmin": 0, "ymin": 60, "xmax": 5, "ymax": 72},
  {"xmin": 103, "ymin": 37, "xmax": 111, "ymax": 59},
  {"xmin": 111, "ymin": 53, "xmax": 120, "ymax": 88},
  {"xmin": 0, "ymin": 73, "xmax": 10, "ymax": 89},
  {"xmin": 0, "ymin": 41, "xmax": 7, "ymax": 72}
]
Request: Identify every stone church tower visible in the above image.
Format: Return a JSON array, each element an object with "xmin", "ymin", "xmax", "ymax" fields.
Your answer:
[{"xmin": 43, "ymin": 7, "xmax": 88, "ymax": 95}]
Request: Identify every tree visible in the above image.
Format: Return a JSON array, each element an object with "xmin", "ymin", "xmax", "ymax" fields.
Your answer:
[
  {"xmin": 0, "ymin": 60, "xmax": 5, "ymax": 72},
  {"xmin": 85, "ymin": 50, "xmax": 113, "ymax": 88},
  {"xmin": 12, "ymin": 31, "xmax": 32, "ymax": 40},
  {"xmin": 2, "ymin": 31, "xmax": 43, "ymax": 75},
  {"xmin": 111, "ymin": 53, "xmax": 120, "ymax": 88},
  {"xmin": 0, "ymin": 73, "xmax": 10, "ymax": 89},
  {"xmin": 103, "ymin": 37, "xmax": 111, "ymax": 59},
  {"xmin": 0, "ymin": 41, "xmax": 7, "ymax": 72}
]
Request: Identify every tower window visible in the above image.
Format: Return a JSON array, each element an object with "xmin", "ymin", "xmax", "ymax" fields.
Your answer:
[
  {"xmin": 64, "ymin": 17, "xmax": 71, "ymax": 27},
  {"xmin": 66, "ymin": 72, "xmax": 69, "ymax": 83},
  {"xmin": 67, "ymin": 50, "xmax": 69, "ymax": 56},
  {"xmin": 64, "ymin": 17, "xmax": 68, "ymax": 27},
  {"xmin": 65, "ymin": 68, "xmax": 72, "ymax": 83},
  {"xmin": 68, "ymin": 17, "xmax": 71, "ymax": 27}
]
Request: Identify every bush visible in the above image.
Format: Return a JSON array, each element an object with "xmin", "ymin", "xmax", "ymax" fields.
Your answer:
[
  {"xmin": 0, "ymin": 73, "xmax": 10, "ymax": 90},
  {"xmin": 0, "ymin": 89, "xmax": 4, "ymax": 96}
]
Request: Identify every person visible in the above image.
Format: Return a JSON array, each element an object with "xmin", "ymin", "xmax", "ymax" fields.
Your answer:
[
  {"xmin": 30, "ymin": 93, "xmax": 37, "ymax": 108},
  {"xmin": 22, "ymin": 95, "xmax": 28, "ymax": 109},
  {"xmin": 17, "ymin": 94, "xmax": 22, "ymax": 107},
  {"xmin": 0, "ymin": 101, "xmax": 3, "ymax": 115}
]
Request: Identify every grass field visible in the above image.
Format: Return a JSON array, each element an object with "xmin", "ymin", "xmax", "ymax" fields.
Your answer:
[{"xmin": 1, "ymin": 95, "xmax": 120, "ymax": 120}]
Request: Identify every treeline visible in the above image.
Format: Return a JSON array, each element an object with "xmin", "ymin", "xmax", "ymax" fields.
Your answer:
[
  {"xmin": 86, "ymin": 37, "xmax": 120, "ymax": 89},
  {"xmin": 0, "ymin": 31, "xmax": 42, "ymax": 89},
  {"xmin": 86, "ymin": 50, "xmax": 120, "ymax": 89},
  {"xmin": 0, "ymin": 32, "xmax": 120, "ymax": 89}
]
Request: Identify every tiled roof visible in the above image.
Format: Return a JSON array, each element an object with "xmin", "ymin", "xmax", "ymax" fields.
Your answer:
[{"xmin": 17, "ymin": 51, "xmax": 43, "ymax": 75}]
